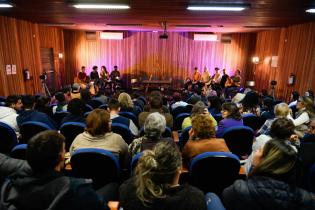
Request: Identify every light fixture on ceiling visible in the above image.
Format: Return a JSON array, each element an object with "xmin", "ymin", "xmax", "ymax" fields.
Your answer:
[
  {"xmin": 306, "ymin": 8, "xmax": 315, "ymax": 13},
  {"xmin": 187, "ymin": 4, "xmax": 248, "ymax": 11},
  {"xmin": 73, "ymin": 4, "xmax": 130, "ymax": 9},
  {"xmin": 0, "ymin": 3, "xmax": 13, "ymax": 8}
]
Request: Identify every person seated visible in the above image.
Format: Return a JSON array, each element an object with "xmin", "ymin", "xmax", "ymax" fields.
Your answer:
[
  {"xmin": 70, "ymin": 109, "xmax": 129, "ymax": 167},
  {"xmin": 139, "ymin": 96, "xmax": 173, "ymax": 128},
  {"xmin": 220, "ymin": 68, "xmax": 229, "ymax": 88},
  {"xmin": 182, "ymin": 114, "xmax": 230, "ymax": 166},
  {"xmin": 17, "ymin": 95, "xmax": 57, "ymax": 130},
  {"xmin": 93, "ymin": 80, "xmax": 108, "ymax": 104},
  {"xmin": 0, "ymin": 95, "xmax": 22, "ymax": 133},
  {"xmin": 71, "ymin": 83, "xmax": 81, "ymax": 99},
  {"xmin": 299, "ymin": 118, "xmax": 315, "ymax": 172},
  {"xmin": 118, "ymin": 92, "xmax": 139, "ymax": 116},
  {"xmin": 110, "ymin": 65, "xmax": 120, "ymax": 81},
  {"xmin": 223, "ymin": 140, "xmax": 315, "ymax": 210},
  {"xmin": 244, "ymin": 118, "xmax": 297, "ymax": 175},
  {"xmin": 257, "ymin": 103, "xmax": 292, "ymax": 136},
  {"xmin": 34, "ymin": 95, "xmax": 53, "ymax": 117},
  {"xmin": 293, "ymin": 96, "xmax": 315, "ymax": 138},
  {"xmin": 260, "ymin": 97, "xmax": 275, "ymax": 120},
  {"xmin": 0, "ymin": 130, "xmax": 111, "ymax": 210},
  {"xmin": 216, "ymin": 102, "xmax": 243, "ymax": 138},
  {"xmin": 192, "ymin": 67, "xmax": 201, "ymax": 84},
  {"xmin": 77, "ymin": 66, "xmax": 87, "ymax": 83},
  {"xmin": 182, "ymin": 101, "xmax": 217, "ymax": 130},
  {"xmin": 211, "ymin": 67, "xmax": 221, "ymax": 84},
  {"xmin": 170, "ymin": 92, "xmax": 188, "ymax": 110},
  {"xmin": 52, "ymin": 92, "xmax": 68, "ymax": 114},
  {"xmin": 129, "ymin": 112, "xmax": 175, "ymax": 157},
  {"xmin": 100, "ymin": 65, "xmax": 109, "ymax": 81},
  {"xmin": 207, "ymin": 96, "xmax": 221, "ymax": 115},
  {"xmin": 62, "ymin": 86, "xmax": 72, "ymax": 102},
  {"xmin": 61, "ymin": 98, "xmax": 86, "ymax": 125},
  {"xmin": 120, "ymin": 141, "xmax": 208, "ymax": 210},
  {"xmin": 201, "ymin": 66, "xmax": 210, "ymax": 85},
  {"xmin": 90, "ymin": 66, "xmax": 100, "ymax": 81},
  {"xmin": 108, "ymin": 98, "xmax": 138, "ymax": 136},
  {"xmin": 240, "ymin": 91, "xmax": 260, "ymax": 116}
]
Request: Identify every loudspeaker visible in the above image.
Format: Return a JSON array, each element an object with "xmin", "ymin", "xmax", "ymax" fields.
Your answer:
[{"xmin": 86, "ymin": 31, "xmax": 97, "ymax": 40}]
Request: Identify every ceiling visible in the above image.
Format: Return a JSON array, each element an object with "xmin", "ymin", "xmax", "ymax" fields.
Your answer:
[{"xmin": 1, "ymin": 0, "xmax": 315, "ymax": 33}]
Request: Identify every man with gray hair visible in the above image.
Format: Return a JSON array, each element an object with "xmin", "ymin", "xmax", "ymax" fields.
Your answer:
[{"xmin": 128, "ymin": 112, "xmax": 175, "ymax": 157}]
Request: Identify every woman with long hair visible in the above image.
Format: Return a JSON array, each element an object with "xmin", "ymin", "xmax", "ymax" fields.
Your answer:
[
  {"xmin": 100, "ymin": 65, "xmax": 109, "ymax": 81},
  {"xmin": 120, "ymin": 141, "xmax": 209, "ymax": 210},
  {"xmin": 293, "ymin": 96, "xmax": 315, "ymax": 137},
  {"xmin": 223, "ymin": 140, "xmax": 315, "ymax": 210}
]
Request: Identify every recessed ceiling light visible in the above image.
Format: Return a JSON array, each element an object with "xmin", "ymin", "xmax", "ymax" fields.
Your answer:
[
  {"xmin": 187, "ymin": 5, "xmax": 247, "ymax": 11},
  {"xmin": 306, "ymin": 8, "xmax": 315, "ymax": 13},
  {"xmin": 0, "ymin": 3, "xmax": 13, "ymax": 8},
  {"xmin": 73, "ymin": 4, "xmax": 130, "ymax": 9}
]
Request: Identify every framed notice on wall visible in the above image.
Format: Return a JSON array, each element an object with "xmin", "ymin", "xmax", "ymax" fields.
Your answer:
[
  {"xmin": 6, "ymin": 65, "xmax": 11, "ymax": 75},
  {"xmin": 12, "ymin": 65, "xmax": 16, "ymax": 75}
]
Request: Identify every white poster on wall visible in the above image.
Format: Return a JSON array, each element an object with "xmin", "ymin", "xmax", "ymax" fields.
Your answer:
[
  {"xmin": 271, "ymin": 56, "xmax": 278, "ymax": 67},
  {"xmin": 11, "ymin": 65, "xmax": 16, "ymax": 75},
  {"xmin": 6, "ymin": 65, "xmax": 11, "ymax": 75}
]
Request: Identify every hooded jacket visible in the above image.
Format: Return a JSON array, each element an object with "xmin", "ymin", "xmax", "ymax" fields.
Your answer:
[
  {"xmin": 0, "ymin": 107, "xmax": 19, "ymax": 132},
  {"xmin": 222, "ymin": 176, "xmax": 315, "ymax": 210}
]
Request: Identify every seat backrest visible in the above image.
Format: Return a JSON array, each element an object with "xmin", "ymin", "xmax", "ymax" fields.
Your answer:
[
  {"xmin": 189, "ymin": 152, "xmax": 240, "ymax": 195},
  {"xmin": 179, "ymin": 125, "xmax": 192, "ymax": 150},
  {"xmin": 98, "ymin": 104, "xmax": 108, "ymax": 110},
  {"xmin": 242, "ymin": 114, "xmax": 264, "ymax": 132},
  {"xmin": 130, "ymin": 152, "xmax": 143, "ymax": 175},
  {"xmin": 213, "ymin": 113, "xmax": 223, "ymax": 123},
  {"xmin": 307, "ymin": 163, "xmax": 315, "ymax": 193},
  {"xmin": 20, "ymin": 121, "xmax": 52, "ymax": 144},
  {"xmin": 171, "ymin": 106, "xmax": 190, "ymax": 119},
  {"xmin": 70, "ymin": 148, "xmax": 120, "ymax": 189},
  {"xmin": 0, "ymin": 122, "xmax": 18, "ymax": 154},
  {"xmin": 52, "ymin": 111, "xmax": 69, "ymax": 129},
  {"xmin": 60, "ymin": 122, "xmax": 86, "ymax": 152},
  {"xmin": 173, "ymin": 113, "xmax": 190, "ymax": 131},
  {"xmin": 119, "ymin": 112, "xmax": 138, "ymax": 127},
  {"xmin": 111, "ymin": 123, "xmax": 134, "ymax": 144},
  {"xmin": 89, "ymin": 99, "xmax": 104, "ymax": 109},
  {"xmin": 223, "ymin": 126, "xmax": 254, "ymax": 158},
  {"xmin": 83, "ymin": 104, "xmax": 93, "ymax": 113},
  {"xmin": 11, "ymin": 144, "xmax": 27, "ymax": 160}
]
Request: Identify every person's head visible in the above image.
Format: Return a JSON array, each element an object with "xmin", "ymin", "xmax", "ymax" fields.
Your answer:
[
  {"xmin": 114, "ymin": 65, "xmax": 118, "ymax": 71},
  {"xmin": 22, "ymin": 95, "xmax": 35, "ymax": 109},
  {"xmin": 149, "ymin": 96, "xmax": 163, "ymax": 109},
  {"xmin": 54, "ymin": 92, "xmax": 66, "ymax": 103},
  {"xmin": 27, "ymin": 131, "xmax": 65, "ymax": 173},
  {"xmin": 86, "ymin": 109, "xmax": 111, "ymax": 136},
  {"xmin": 207, "ymin": 96, "xmax": 221, "ymax": 112},
  {"xmin": 72, "ymin": 83, "xmax": 81, "ymax": 93},
  {"xmin": 269, "ymin": 118, "xmax": 295, "ymax": 139},
  {"xmin": 263, "ymin": 97, "xmax": 274, "ymax": 112},
  {"xmin": 241, "ymin": 91, "xmax": 259, "ymax": 112},
  {"xmin": 305, "ymin": 90, "xmax": 314, "ymax": 98},
  {"xmin": 191, "ymin": 101, "xmax": 206, "ymax": 117},
  {"xmin": 92, "ymin": 66, "xmax": 98, "ymax": 72},
  {"xmin": 108, "ymin": 98, "xmax": 120, "ymax": 112},
  {"xmin": 5, "ymin": 95, "xmax": 22, "ymax": 110},
  {"xmin": 222, "ymin": 68, "xmax": 226, "ymax": 74},
  {"xmin": 274, "ymin": 103, "xmax": 290, "ymax": 118},
  {"xmin": 221, "ymin": 102, "xmax": 242, "ymax": 120},
  {"xmin": 67, "ymin": 98, "xmax": 85, "ymax": 116},
  {"xmin": 249, "ymin": 139, "xmax": 301, "ymax": 184},
  {"xmin": 194, "ymin": 67, "xmax": 198, "ymax": 71},
  {"xmin": 81, "ymin": 66, "xmax": 86, "ymax": 72},
  {"xmin": 144, "ymin": 112, "xmax": 166, "ymax": 139},
  {"xmin": 291, "ymin": 91, "xmax": 300, "ymax": 101},
  {"xmin": 297, "ymin": 96, "xmax": 314, "ymax": 113},
  {"xmin": 236, "ymin": 69, "xmax": 241, "ymax": 75},
  {"xmin": 101, "ymin": 66, "xmax": 107, "ymax": 72},
  {"xmin": 135, "ymin": 141, "xmax": 181, "ymax": 205},
  {"xmin": 308, "ymin": 119, "xmax": 315, "ymax": 135},
  {"xmin": 203, "ymin": 66, "xmax": 207, "ymax": 72},
  {"xmin": 172, "ymin": 92, "xmax": 182, "ymax": 102},
  {"xmin": 191, "ymin": 114, "xmax": 216, "ymax": 139},
  {"xmin": 215, "ymin": 67, "xmax": 219, "ymax": 72},
  {"xmin": 80, "ymin": 89, "xmax": 91, "ymax": 102},
  {"xmin": 118, "ymin": 92, "xmax": 134, "ymax": 109}
]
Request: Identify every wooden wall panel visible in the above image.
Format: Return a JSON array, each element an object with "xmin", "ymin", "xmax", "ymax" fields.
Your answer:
[
  {"xmin": 0, "ymin": 16, "xmax": 65, "ymax": 96},
  {"xmin": 64, "ymin": 31, "xmax": 256, "ymax": 87},
  {"xmin": 251, "ymin": 22, "xmax": 315, "ymax": 100}
]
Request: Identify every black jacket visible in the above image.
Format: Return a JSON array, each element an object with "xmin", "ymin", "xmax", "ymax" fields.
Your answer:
[
  {"xmin": 222, "ymin": 176, "xmax": 315, "ymax": 210},
  {"xmin": 0, "ymin": 154, "xmax": 108, "ymax": 210}
]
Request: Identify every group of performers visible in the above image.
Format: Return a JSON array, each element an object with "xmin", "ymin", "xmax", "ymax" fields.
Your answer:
[{"xmin": 75, "ymin": 65, "xmax": 122, "ymax": 92}]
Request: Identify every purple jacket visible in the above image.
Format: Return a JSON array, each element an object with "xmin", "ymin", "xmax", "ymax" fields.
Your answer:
[{"xmin": 216, "ymin": 118, "xmax": 243, "ymax": 138}]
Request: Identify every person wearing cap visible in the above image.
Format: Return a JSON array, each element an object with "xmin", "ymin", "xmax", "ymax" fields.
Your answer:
[{"xmin": 71, "ymin": 83, "xmax": 81, "ymax": 99}]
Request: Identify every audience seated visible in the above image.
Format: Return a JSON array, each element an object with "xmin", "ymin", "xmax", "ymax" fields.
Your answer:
[
  {"xmin": 61, "ymin": 98, "xmax": 86, "ymax": 125},
  {"xmin": 34, "ymin": 95, "xmax": 52, "ymax": 117},
  {"xmin": 299, "ymin": 118, "xmax": 315, "ymax": 170},
  {"xmin": 70, "ymin": 109, "xmax": 129, "ymax": 167},
  {"xmin": 257, "ymin": 102, "xmax": 292, "ymax": 136},
  {"xmin": 222, "ymin": 140, "xmax": 315, "ymax": 210},
  {"xmin": 260, "ymin": 97, "xmax": 275, "ymax": 120},
  {"xmin": 118, "ymin": 92, "xmax": 139, "ymax": 116},
  {"xmin": 120, "ymin": 141, "xmax": 208, "ymax": 210},
  {"xmin": 108, "ymin": 98, "xmax": 138, "ymax": 136},
  {"xmin": 288, "ymin": 91, "xmax": 300, "ymax": 107},
  {"xmin": 71, "ymin": 83, "xmax": 81, "ymax": 99},
  {"xmin": 17, "ymin": 95, "xmax": 57, "ymax": 130},
  {"xmin": 129, "ymin": 112, "xmax": 175, "ymax": 157},
  {"xmin": 0, "ymin": 95, "xmax": 22, "ymax": 133},
  {"xmin": 216, "ymin": 102, "xmax": 243, "ymax": 138},
  {"xmin": 0, "ymin": 130, "xmax": 113, "ymax": 210},
  {"xmin": 240, "ymin": 91, "xmax": 260, "ymax": 116},
  {"xmin": 182, "ymin": 101, "xmax": 217, "ymax": 130},
  {"xmin": 52, "ymin": 92, "xmax": 68, "ymax": 114},
  {"xmin": 182, "ymin": 114, "xmax": 230, "ymax": 166},
  {"xmin": 170, "ymin": 92, "xmax": 188, "ymax": 110},
  {"xmin": 139, "ymin": 95, "xmax": 173, "ymax": 128},
  {"xmin": 245, "ymin": 118, "xmax": 297, "ymax": 174},
  {"xmin": 293, "ymin": 96, "xmax": 315, "ymax": 137},
  {"xmin": 207, "ymin": 96, "xmax": 222, "ymax": 116}
]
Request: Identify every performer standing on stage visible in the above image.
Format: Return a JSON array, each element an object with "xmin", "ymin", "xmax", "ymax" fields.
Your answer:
[
  {"xmin": 100, "ymin": 66, "xmax": 109, "ymax": 81},
  {"xmin": 77, "ymin": 66, "xmax": 87, "ymax": 83},
  {"xmin": 90, "ymin": 66, "xmax": 99, "ymax": 81}
]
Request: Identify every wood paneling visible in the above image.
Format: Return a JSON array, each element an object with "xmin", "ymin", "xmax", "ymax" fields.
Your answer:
[
  {"xmin": 0, "ymin": 16, "xmax": 65, "ymax": 96},
  {"xmin": 250, "ymin": 22, "xmax": 315, "ymax": 100},
  {"xmin": 64, "ymin": 30, "xmax": 256, "ymax": 88}
]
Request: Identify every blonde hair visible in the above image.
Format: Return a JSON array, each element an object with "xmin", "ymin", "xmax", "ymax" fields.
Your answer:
[
  {"xmin": 118, "ymin": 92, "xmax": 134, "ymax": 109},
  {"xmin": 274, "ymin": 103, "xmax": 290, "ymax": 117},
  {"xmin": 135, "ymin": 142, "xmax": 181, "ymax": 205},
  {"xmin": 191, "ymin": 114, "xmax": 216, "ymax": 139}
]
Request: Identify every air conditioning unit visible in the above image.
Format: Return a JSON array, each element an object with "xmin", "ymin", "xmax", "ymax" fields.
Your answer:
[
  {"xmin": 100, "ymin": 32, "xmax": 124, "ymax": 40},
  {"xmin": 194, "ymin": 33, "xmax": 219, "ymax": 41}
]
